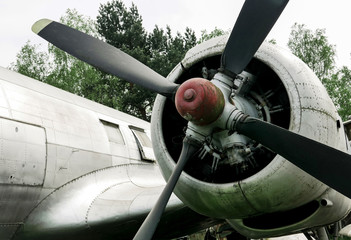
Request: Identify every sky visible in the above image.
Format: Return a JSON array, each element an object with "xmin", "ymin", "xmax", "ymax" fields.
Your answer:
[{"xmin": 1, "ymin": 0, "xmax": 351, "ymax": 69}]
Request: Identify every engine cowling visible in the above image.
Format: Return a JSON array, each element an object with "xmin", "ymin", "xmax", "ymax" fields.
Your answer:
[{"xmin": 151, "ymin": 35, "xmax": 351, "ymax": 238}]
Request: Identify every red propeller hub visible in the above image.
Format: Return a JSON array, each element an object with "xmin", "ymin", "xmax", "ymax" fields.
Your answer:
[{"xmin": 175, "ymin": 78, "xmax": 225, "ymax": 126}]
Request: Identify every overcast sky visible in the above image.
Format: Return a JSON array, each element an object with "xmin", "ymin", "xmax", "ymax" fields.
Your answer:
[{"xmin": 1, "ymin": 0, "xmax": 351, "ymax": 68}]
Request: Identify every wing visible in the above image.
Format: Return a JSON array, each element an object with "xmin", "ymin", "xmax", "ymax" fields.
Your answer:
[{"xmin": 14, "ymin": 163, "xmax": 221, "ymax": 240}]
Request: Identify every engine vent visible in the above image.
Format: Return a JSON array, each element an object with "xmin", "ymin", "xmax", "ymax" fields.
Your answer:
[{"xmin": 243, "ymin": 200, "xmax": 320, "ymax": 229}]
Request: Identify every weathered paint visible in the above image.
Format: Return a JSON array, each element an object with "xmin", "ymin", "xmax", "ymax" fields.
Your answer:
[
  {"xmin": 175, "ymin": 78, "xmax": 225, "ymax": 125},
  {"xmin": 151, "ymin": 35, "xmax": 351, "ymax": 238},
  {"xmin": 0, "ymin": 67, "xmax": 218, "ymax": 240}
]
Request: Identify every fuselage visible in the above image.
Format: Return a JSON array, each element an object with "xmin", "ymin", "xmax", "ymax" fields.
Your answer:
[
  {"xmin": 2, "ymin": 33, "xmax": 351, "ymax": 239},
  {"xmin": 0, "ymin": 66, "xmax": 159, "ymax": 239}
]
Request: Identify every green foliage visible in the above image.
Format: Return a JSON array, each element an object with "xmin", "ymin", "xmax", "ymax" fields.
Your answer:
[
  {"xmin": 328, "ymin": 67, "xmax": 351, "ymax": 119},
  {"xmin": 10, "ymin": 41, "xmax": 50, "ymax": 81},
  {"xmin": 198, "ymin": 27, "xmax": 227, "ymax": 44},
  {"xmin": 13, "ymin": 6, "xmax": 351, "ymax": 122},
  {"xmin": 10, "ymin": 8, "xmax": 103, "ymax": 99},
  {"xmin": 96, "ymin": 0, "xmax": 197, "ymax": 120},
  {"xmin": 46, "ymin": 9, "xmax": 102, "ymax": 95},
  {"xmin": 288, "ymin": 23, "xmax": 336, "ymax": 81},
  {"xmin": 11, "ymin": 4, "xmax": 198, "ymax": 121},
  {"xmin": 147, "ymin": 26, "xmax": 197, "ymax": 77},
  {"xmin": 287, "ymin": 23, "xmax": 351, "ymax": 120},
  {"xmin": 97, "ymin": 1, "xmax": 148, "ymax": 60}
]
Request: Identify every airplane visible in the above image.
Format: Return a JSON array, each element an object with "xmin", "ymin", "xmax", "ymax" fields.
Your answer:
[
  {"xmin": 0, "ymin": 63, "xmax": 224, "ymax": 240},
  {"xmin": 3, "ymin": 0, "xmax": 351, "ymax": 239}
]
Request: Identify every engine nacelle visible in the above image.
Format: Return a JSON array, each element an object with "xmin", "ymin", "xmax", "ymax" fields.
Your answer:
[{"xmin": 151, "ymin": 35, "xmax": 351, "ymax": 238}]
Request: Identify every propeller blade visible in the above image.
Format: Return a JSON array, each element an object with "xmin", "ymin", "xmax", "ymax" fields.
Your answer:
[
  {"xmin": 236, "ymin": 117, "xmax": 351, "ymax": 199},
  {"xmin": 133, "ymin": 137, "xmax": 199, "ymax": 240},
  {"xmin": 221, "ymin": 0, "xmax": 289, "ymax": 75},
  {"xmin": 32, "ymin": 19, "xmax": 178, "ymax": 98}
]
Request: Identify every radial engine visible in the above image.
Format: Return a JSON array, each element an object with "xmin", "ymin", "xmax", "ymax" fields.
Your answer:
[{"xmin": 151, "ymin": 36, "xmax": 351, "ymax": 238}]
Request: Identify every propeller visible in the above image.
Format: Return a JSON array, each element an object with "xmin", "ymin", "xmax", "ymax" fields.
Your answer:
[
  {"xmin": 30, "ymin": 1, "xmax": 295, "ymax": 239},
  {"xmin": 133, "ymin": 137, "xmax": 200, "ymax": 240},
  {"xmin": 34, "ymin": 0, "xmax": 351, "ymax": 238},
  {"xmin": 31, "ymin": 19, "xmax": 178, "ymax": 99},
  {"xmin": 221, "ymin": 0, "xmax": 289, "ymax": 75},
  {"xmin": 235, "ymin": 117, "xmax": 351, "ymax": 199}
]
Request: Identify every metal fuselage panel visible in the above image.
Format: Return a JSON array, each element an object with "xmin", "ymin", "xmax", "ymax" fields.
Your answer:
[{"xmin": 0, "ymin": 67, "xmax": 158, "ymax": 239}]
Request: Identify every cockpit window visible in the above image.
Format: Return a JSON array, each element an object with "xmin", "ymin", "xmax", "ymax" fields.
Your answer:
[
  {"xmin": 132, "ymin": 129, "xmax": 152, "ymax": 148},
  {"xmin": 130, "ymin": 126, "xmax": 155, "ymax": 161}
]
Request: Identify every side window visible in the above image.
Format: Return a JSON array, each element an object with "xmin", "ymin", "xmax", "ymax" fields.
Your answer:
[
  {"xmin": 344, "ymin": 120, "xmax": 351, "ymax": 141},
  {"xmin": 130, "ymin": 126, "xmax": 155, "ymax": 161},
  {"xmin": 101, "ymin": 120, "xmax": 125, "ymax": 145}
]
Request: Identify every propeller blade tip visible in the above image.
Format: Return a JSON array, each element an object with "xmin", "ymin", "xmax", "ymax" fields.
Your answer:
[{"xmin": 32, "ymin": 18, "xmax": 52, "ymax": 34}]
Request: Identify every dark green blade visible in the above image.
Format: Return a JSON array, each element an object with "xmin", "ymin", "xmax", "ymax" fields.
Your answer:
[
  {"xmin": 32, "ymin": 19, "xmax": 178, "ymax": 98},
  {"xmin": 221, "ymin": 0, "xmax": 289, "ymax": 75},
  {"xmin": 133, "ymin": 138, "xmax": 199, "ymax": 240},
  {"xmin": 236, "ymin": 117, "xmax": 351, "ymax": 198}
]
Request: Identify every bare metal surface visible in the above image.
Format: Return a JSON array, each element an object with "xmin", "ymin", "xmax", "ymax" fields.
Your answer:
[
  {"xmin": 0, "ymin": 118, "xmax": 46, "ymax": 185},
  {"xmin": 0, "ymin": 67, "xmax": 205, "ymax": 239},
  {"xmin": 152, "ymin": 36, "xmax": 351, "ymax": 238}
]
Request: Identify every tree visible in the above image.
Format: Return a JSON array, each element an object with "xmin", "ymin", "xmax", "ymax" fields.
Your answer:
[
  {"xmin": 12, "ymin": 3, "xmax": 198, "ymax": 121},
  {"xmin": 10, "ymin": 41, "xmax": 50, "ymax": 82},
  {"xmin": 46, "ymin": 9, "xmax": 102, "ymax": 95},
  {"xmin": 288, "ymin": 23, "xmax": 336, "ymax": 82},
  {"xmin": 198, "ymin": 27, "xmax": 227, "ymax": 44},
  {"xmin": 328, "ymin": 67, "xmax": 351, "ymax": 120},
  {"xmin": 287, "ymin": 23, "xmax": 351, "ymax": 120},
  {"xmin": 147, "ymin": 26, "xmax": 196, "ymax": 76},
  {"xmin": 11, "ymin": 9, "xmax": 102, "ymax": 96},
  {"xmin": 96, "ymin": 0, "xmax": 197, "ymax": 120},
  {"xmin": 96, "ymin": 1, "xmax": 154, "ymax": 121}
]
